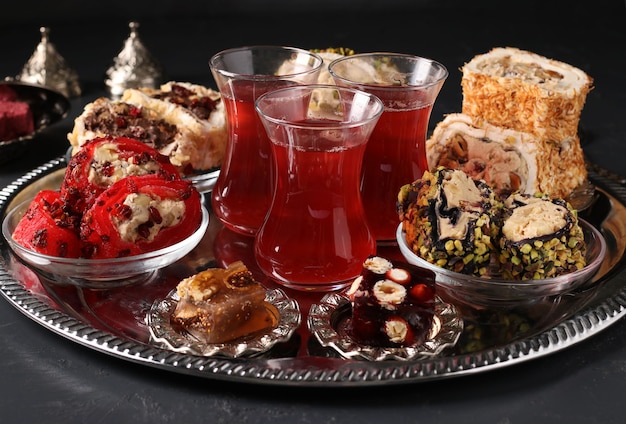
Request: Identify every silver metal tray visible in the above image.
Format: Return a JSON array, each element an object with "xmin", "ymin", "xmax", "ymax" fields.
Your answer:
[{"xmin": 1, "ymin": 156, "xmax": 625, "ymax": 387}]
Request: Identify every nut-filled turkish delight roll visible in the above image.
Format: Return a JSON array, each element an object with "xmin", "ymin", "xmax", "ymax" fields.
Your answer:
[
  {"xmin": 426, "ymin": 113, "xmax": 586, "ymax": 199},
  {"xmin": 120, "ymin": 82, "xmax": 227, "ymax": 173},
  {"xmin": 397, "ymin": 167, "xmax": 502, "ymax": 277},
  {"xmin": 426, "ymin": 113, "xmax": 540, "ymax": 198},
  {"xmin": 68, "ymin": 81, "xmax": 227, "ymax": 176},
  {"xmin": 497, "ymin": 192, "xmax": 586, "ymax": 280},
  {"xmin": 461, "ymin": 47, "xmax": 593, "ymax": 143}
]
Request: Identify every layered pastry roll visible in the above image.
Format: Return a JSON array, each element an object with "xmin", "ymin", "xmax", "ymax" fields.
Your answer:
[
  {"xmin": 461, "ymin": 47, "xmax": 593, "ymax": 143},
  {"xmin": 426, "ymin": 113, "xmax": 587, "ymax": 199},
  {"xmin": 68, "ymin": 81, "xmax": 227, "ymax": 175}
]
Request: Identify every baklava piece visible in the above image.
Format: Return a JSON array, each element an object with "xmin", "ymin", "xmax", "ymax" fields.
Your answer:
[{"xmin": 171, "ymin": 261, "xmax": 278, "ymax": 344}]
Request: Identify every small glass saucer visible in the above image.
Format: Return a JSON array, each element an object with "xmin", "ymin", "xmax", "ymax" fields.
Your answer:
[
  {"xmin": 308, "ymin": 293, "xmax": 463, "ymax": 361},
  {"xmin": 147, "ymin": 288, "xmax": 301, "ymax": 358}
]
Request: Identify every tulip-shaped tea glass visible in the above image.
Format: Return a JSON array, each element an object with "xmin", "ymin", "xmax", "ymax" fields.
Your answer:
[
  {"xmin": 254, "ymin": 85, "xmax": 384, "ymax": 292},
  {"xmin": 329, "ymin": 53, "xmax": 448, "ymax": 244},
  {"xmin": 210, "ymin": 46, "xmax": 324, "ymax": 236}
]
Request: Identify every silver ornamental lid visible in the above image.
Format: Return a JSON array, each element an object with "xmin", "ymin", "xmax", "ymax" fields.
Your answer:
[
  {"xmin": 17, "ymin": 27, "xmax": 82, "ymax": 98},
  {"xmin": 105, "ymin": 21, "xmax": 165, "ymax": 97}
]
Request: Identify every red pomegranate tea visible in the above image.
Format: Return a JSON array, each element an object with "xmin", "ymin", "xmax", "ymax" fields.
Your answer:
[
  {"xmin": 254, "ymin": 132, "xmax": 376, "ymax": 291},
  {"xmin": 254, "ymin": 85, "xmax": 383, "ymax": 292},
  {"xmin": 328, "ymin": 53, "xmax": 448, "ymax": 243},
  {"xmin": 209, "ymin": 46, "xmax": 324, "ymax": 236},
  {"xmin": 211, "ymin": 80, "xmax": 293, "ymax": 236},
  {"xmin": 361, "ymin": 104, "xmax": 432, "ymax": 242}
]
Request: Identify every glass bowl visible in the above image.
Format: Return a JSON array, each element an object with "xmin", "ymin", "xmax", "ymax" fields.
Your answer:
[
  {"xmin": 396, "ymin": 220, "xmax": 607, "ymax": 307},
  {"xmin": 2, "ymin": 199, "xmax": 210, "ymax": 288}
]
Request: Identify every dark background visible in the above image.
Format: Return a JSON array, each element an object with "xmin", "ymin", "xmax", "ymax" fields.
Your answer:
[
  {"xmin": 3, "ymin": 0, "xmax": 620, "ymax": 24},
  {"xmin": 2, "ymin": 0, "xmax": 625, "ymax": 176}
]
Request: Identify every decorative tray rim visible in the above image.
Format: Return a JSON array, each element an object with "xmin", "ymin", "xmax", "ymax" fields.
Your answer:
[{"xmin": 1, "ymin": 156, "xmax": 625, "ymax": 387}]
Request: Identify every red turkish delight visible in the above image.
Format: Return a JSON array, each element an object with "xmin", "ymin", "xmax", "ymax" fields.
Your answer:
[
  {"xmin": 61, "ymin": 136, "xmax": 181, "ymax": 215},
  {"xmin": 11, "ymin": 138, "xmax": 202, "ymax": 260},
  {"xmin": 0, "ymin": 101, "xmax": 34, "ymax": 141},
  {"xmin": 12, "ymin": 190, "xmax": 82, "ymax": 258},
  {"xmin": 0, "ymin": 85, "xmax": 18, "ymax": 101},
  {"xmin": 80, "ymin": 174, "xmax": 202, "ymax": 259},
  {"xmin": 346, "ymin": 256, "xmax": 436, "ymax": 348}
]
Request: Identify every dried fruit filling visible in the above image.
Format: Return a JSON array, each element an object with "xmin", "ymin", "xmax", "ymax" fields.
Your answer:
[{"xmin": 12, "ymin": 138, "xmax": 202, "ymax": 259}]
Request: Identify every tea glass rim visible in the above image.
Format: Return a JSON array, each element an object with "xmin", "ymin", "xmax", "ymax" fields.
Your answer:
[
  {"xmin": 209, "ymin": 45, "xmax": 325, "ymax": 81},
  {"xmin": 254, "ymin": 84, "xmax": 385, "ymax": 129},
  {"xmin": 328, "ymin": 51, "xmax": 449, "ymax": 90}
]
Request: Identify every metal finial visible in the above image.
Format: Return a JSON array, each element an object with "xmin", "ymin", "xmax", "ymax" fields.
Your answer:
[
  {"xmin": 105, "ymin": 21, "xmax": 165, "ymax": 97},
  {"xmin": 16, "ymin": 26, "xmax": 81, "ymax": 98}
]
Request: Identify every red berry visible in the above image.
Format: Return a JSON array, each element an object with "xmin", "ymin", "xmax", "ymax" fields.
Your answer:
[{"xmin": 409, "ymin": 283, "xmax": 434, "ymax": 303}]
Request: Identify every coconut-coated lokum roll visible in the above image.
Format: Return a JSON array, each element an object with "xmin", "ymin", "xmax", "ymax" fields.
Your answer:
[
  {"xmin": 461, "ymin": 47, "xmax": 593, "ymax": 143},
  {"xmin": 397, "ymin": 167, "xmax": 502, "ymax": 277},
  {"xmin": 426, "ymin": 113, "xmax": 586, "ymax": 199},
  {"xmin": 497, "ymin": 193, "xmax": 586, "ymax": 280}
]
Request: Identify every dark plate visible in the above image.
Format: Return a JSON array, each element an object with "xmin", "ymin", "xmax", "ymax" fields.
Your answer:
[{"xmin": 0, "ymin": 81, "xmax": 70, "ymax": 163}]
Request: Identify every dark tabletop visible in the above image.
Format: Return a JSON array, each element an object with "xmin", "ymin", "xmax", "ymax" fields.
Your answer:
[{"xmin": 1, "ymin": 3, "xmax": 626, "ymax": 423}]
